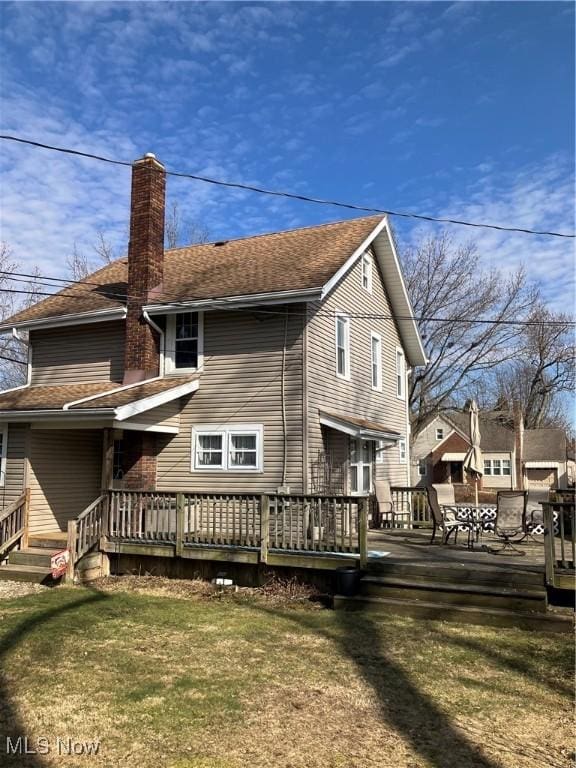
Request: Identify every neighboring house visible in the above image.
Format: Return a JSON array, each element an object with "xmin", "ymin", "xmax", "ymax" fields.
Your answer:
[
  {"xmin": 411, "ymin": 410, "xmax": 570, "ymax": 492},
  {"xmin": 523, "ymin": 428, "xmax": 568, "ymax": 490},
  {"xmin": 0, "ymin": 153, "xmax": 426, "ymax": 536},
  {"xmin": 410, "ymin": 411, "xmax": 516, "ymax": 490}
]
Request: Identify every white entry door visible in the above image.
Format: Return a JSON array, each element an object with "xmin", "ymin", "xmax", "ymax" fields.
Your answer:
[{"xmin": 350, "ymin": 438, "xmax": 374, "ymax": 495}]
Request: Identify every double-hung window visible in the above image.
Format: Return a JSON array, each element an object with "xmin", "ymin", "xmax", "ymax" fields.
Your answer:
[
  {"xmin": 335, "ymin": 313, "xmax": 350, "ymax": 379},
  {"xmin": 484, "ymin": 459, "xmax": 511, "ymax": 477},
  {"xmin": 192, "ymin": 425, "xmax": 263, "ymax": 472},
  {"xmin": 361, "ymin": 253, "xmax": 372, "ymax": 292},
  {"xmin": 166, "ymin": 312, "xmax": 203, "ymax": 372},
  {"xmin": 396, "ymin": 348, "xmax": 405, "ymax": 400},
  {"xmin": 418, "ymin": 458, "xmax": 427, "ymax": 476},
  {"xmin": 399, "ymin": 439, "xmax": 407, "ymax": 464},
  {"xmin": 436, "ymin": 428, "xmax": 444, "ymax": 441},
  {"xmin": 371, "ymin": 332, "xmax": 382, "ymax": 391}
]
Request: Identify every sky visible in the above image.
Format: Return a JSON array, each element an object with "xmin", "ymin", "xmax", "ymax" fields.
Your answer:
[{"xmin": 0, "ymin": 1, "xmax": 574, "ymax": 310}]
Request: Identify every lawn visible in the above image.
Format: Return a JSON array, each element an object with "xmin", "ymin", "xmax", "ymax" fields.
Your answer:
[{"xmin": 0, "ymin": 578, "xmax": 573, "ymax": 768}]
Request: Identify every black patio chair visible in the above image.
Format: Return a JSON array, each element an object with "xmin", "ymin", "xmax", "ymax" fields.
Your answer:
[
  {"xmin": 490, "ymin": 490, "xmax": 528, "ymax": 555},
  {"xmin": 427, "ymin": 485, "xmax": 474, "ymax": 547}
]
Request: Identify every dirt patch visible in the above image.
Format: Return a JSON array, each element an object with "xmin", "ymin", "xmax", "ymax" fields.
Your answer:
[{"xmin": 0, "ymin": 579, "xmax": 49, "ymax": 600}]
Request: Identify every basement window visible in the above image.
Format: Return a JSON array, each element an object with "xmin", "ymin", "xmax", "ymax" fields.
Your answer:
[{"xmin": 165, "ymin": 312, "xmax": 203, "ymax": 373}]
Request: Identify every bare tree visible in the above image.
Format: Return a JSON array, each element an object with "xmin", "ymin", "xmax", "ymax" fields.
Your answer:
[
  {"xmin": 403, "ymin": 233, "xmax": 537, "ymax": 432},
  {"xmin": 0, "ymin": 243, "xmax": 40, "ymax": 389},
  {"xmin": 165, "ymin": 200, "xmax": 210, "ymax": 248},
  {"xmin": 66, "ymin": 242, "xmax": 91, "ymax": 281},
  {"xmin": 493, "ymin": 304, "xmax": 575, "ymax": 429},
  {"xmin": 93, "ymin": 229, "xmax": 115, "ymax": 264}
]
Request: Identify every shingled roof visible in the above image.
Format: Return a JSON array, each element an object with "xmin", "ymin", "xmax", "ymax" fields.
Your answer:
[
  {"xmin": 524, "ymin": 429, "xmax": 566, "ymax": 462},
  {"xmin": 3, "ymin": 215, "xmax": 382, "ymax": 327}
]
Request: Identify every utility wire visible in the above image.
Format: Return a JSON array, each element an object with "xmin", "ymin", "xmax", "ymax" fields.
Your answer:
[
  {"xmin": 1, "ymin": 134, "xmax": 574, "ymax": 239},
  {"xmin": 0, "ymin": 280, "xmax": 573, "ymax": 327},
  {"xmin": 0, "ymin": 354, "xmax": 27, "ymax": 365}
]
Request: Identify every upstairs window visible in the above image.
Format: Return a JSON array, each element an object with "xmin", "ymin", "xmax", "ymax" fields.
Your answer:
[
  {"xmin": 399, "ymin": 439, "xmax": 407, "ymax": 464},
  {"xmin": 361, "ymin": 253, "xmax": 372, "ymax": 292},
  {"xmin": 436, "ymin": 427, "xmax": 444, "ymax": 441},
  {"xmin": 418, "ymin": 458, "xmax": 427, "ymax": 476},
  {"xmin": 335, "ymin": 313, "xmax": 350, "ymax": 379},
  {"xmin": 371, "ymin": 332, "xmax": 382, "ymax": 391},
  {"xmin": 396, "ymin": 348, "xmax": 405, "ymax": 399},
  {"xmin": 165, "ymin": 312, "xmax": 203, "ymax": 373}
]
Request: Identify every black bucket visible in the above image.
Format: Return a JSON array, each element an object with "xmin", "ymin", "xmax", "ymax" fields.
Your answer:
[{"xmin": 335, "ymin": 566, "xmax": 360, "ymax": 597}]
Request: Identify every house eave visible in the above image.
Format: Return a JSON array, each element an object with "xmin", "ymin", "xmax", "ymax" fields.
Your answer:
[
  {"xmin": 319, "ymin": 411, "xmax": 401, "ymax": 442},
  {"xmin": 143, "ymin": 287, "xmax": 322, "ymax": 315},
  {"xmin": 0, "ymin": 307, "xmax": 127, "ymax": 334}
]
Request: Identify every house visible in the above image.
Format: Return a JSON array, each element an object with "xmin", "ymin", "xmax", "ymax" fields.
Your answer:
[
  {"xmin": 410, "ymin": 411, "xmax": 516, "ymax": 490},
  {"xmin": 410, "ymin": 409, "xmax": 570, "ymax": 492},
  {"xmin": 0, "ymin": 153, "xmax": 426, "ymax": 539}
]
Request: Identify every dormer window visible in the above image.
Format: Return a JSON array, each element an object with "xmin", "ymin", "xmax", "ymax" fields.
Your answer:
[
  {"xmin": 165, "ymin": 312, "xmax": 203, "ymax": 373},
  {"xmin": 436, "ymin": 428, "xmax": 444, "ymax": 441},
  {"xmin": 361, "ymin": 253, "xmax": 372, "ymax": 293}
]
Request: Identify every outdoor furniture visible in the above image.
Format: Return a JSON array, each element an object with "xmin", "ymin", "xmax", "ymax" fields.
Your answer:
[
  {"xmin": 373, "ymin": 480, "xmax": 411, "ymax": 528},
  {"xmin": 526, "ymin": 489, "xmax": 549, "ymax": 538},
  {"xmin": 490, "ymin": 490, "xmax": 528, "ymax": 555},
  {"xmin": 427, "ymin": 485, "xmax": 475, "ymax": 548}
]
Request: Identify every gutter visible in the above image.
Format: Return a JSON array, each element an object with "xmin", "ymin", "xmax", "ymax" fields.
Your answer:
[
  {"xmin": 0, "ymin": 307, "xmax": 127, "ymax": 334},
  {"xmin": 143, "ymin": 287, "xmax": 322, "ymax": 315}
]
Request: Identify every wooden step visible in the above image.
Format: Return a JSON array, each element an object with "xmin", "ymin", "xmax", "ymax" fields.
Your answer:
[
  {"xmin": 0, "ymin": 564, "xmax": 58, "ymax": 585},
  {"xmin": 367, "ymin": 560, "xmax": 545, "ymax": 588},
  {"xmin": 28, "ymin": 534, "xmax": 67, "ymax": 550},
  {"xmin": 360, "ymin": 575, "xmax": 547, "ymax": 613},
  {"xmin": 333, "ymin": 594, "xmax": 573, "ymax": 633},
  {"xmin": 9, "ymin": 548, "xmax": 60, "ymax": 568}
]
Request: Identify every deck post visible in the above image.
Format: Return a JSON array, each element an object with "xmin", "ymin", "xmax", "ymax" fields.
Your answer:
[
  {"xmin": 175, "ymin": 492, "xmax": 185, "ymax": 557},
  {"xmin": 260, "ymin": 495, "xmax": 270, "ymax": 564},
  {"xmin": 21, "ymin": 488, "xmax": 31, "ymax": 549},
  {"xmin": 359, "ymin": 496, "xmax": 368, "ymax": 569},
  {"xmin": 65, "ymin": 520, "xmax": 77, "ymax": 583},
  {"xmin": 542, "ymin": 504, "xmax": 556, "ymax": 587}
]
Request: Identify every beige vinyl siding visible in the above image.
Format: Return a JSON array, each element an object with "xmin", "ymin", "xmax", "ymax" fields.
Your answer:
[
  {"xmin": 121, "ymin": 400, "xmax": 181, "ymax": 431},
  {"xmin": 306, "ymin": 250, "xmax": 409, "ymax": 489},
  {"xmin": 28, "ymin": 429, "xmax": 102, "ymax": 533},
  {"xmin": 0, "ymin": 423, "xmax": 27, "ymax": 507},
  {"xmin": 156, "ymin": 307, "xmax": 304, "ymax": 493},
  {"xmin": 30, "ymin": 321, "xmax": 125, "ymax": 385}
]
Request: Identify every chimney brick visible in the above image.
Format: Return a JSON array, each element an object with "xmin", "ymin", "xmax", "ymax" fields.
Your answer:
[{"xmin": 124, "ymin": 154, "xmax": 166, "ymax": 384}]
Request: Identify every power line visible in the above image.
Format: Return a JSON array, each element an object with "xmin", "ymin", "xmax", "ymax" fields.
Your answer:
[
  {"xmin": 0, "ymin": 354, "xmax": 26, "ymax": 365},
  {"xmin": 0, "ymin": 279, "xmax": 573, "ymax": 327},
  {"xmin": 1, "ymin": 134, "xmax": 574, "ymax": 239}
]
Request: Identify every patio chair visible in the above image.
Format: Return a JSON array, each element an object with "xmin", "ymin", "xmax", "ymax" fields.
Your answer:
[
  {"xmin": 490, "ymin": 490, "xmax": 528, "ymax": 555},
  {"xmin": 427, "ymin": 485, "xmax": 474, "ymax": 547},
  {"xmin": 372, "ymin": 480, "xmax": 411, "ymax": 528}
]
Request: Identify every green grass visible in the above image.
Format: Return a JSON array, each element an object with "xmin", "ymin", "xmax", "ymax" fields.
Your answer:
[{"xmin": 0, "ymin": 582, "xmax": 573, "ymax": 768}]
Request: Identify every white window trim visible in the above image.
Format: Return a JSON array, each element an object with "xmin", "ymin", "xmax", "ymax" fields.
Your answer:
[
  {"xmin": 192, "ymin": 424, "xmax": 263, "ymax": 473},
  {"xmin": 349, "ymin": 438, "xmax": 374, "ymax": 495},
  {"xmin": 370, "ymin": 332, "xmax": 382, "ymax": 392},
  {"xmin": 395, "ymin": 346, "xmax": 405, "ymax": 400},
  {"xmin": 361, "ymin": 252, "xmax": 373, "ymax": 293},
  {"xmin": 335, "ymin": 311, "xmax": 351, "ymax": 381},
  {"xmin": 418, "ymin": 458, "xmax": 427, "ymax": 476},
  {"xmin": 165, "ymin": 311, "xmax": 204, "ymax": 374},
  {"xmin": 399, "ymin": 439, "xmax": 407, "ymax": 464},
  {"xmin": 0, "ymin": 424, "xmax": 7, "ymax": 487},
  {"xmin": 436, "ymin": 428, "xmax": 444, "ymax": 441}
]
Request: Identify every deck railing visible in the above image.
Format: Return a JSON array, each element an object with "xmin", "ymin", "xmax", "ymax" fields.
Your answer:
[
  {"xmin": 66, "ymin": 493, "xmax": 108, "ymax": 578},
  {"xmin": 390, "ymin": 486, "xmax": 430, "ymax": 526},
  {"xmin": 542, "ymin": 500, "xmax": 575, "ymax": 588},
  {"xmin": 105, "ymin": 490, "xmax": 368, "ymax": 563},
  {"xmin": 0, "ymin": 491, "xmax": 28, "ymax": 559}
]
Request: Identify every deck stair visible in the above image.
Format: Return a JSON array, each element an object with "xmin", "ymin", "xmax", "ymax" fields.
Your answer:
[
  {"xmin": 334, "ymin": 560, "xmax": 574, "ymax": 633},
  {"xmin": 0, "ymin": 533, "xmax": 67, "ymax": 585}
]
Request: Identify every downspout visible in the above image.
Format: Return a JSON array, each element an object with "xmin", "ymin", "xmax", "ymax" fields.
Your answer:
[
  {"xmin": 142, "ymin": 311, "xmax": 165, "ymax": 377},
  {"xmin": 405, "ymin": 366, "xmax": 412, "ymax": 486}
]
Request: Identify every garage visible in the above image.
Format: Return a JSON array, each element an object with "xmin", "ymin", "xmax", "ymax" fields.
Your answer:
[{"xmin": 525, "ymin": 463, "xmax": 558, "ymax": 490}]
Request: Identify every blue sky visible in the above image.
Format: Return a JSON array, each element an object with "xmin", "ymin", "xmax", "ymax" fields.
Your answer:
[{"xmin": 0, "ymin": 1, "xmax": 574, "ymax": 308}]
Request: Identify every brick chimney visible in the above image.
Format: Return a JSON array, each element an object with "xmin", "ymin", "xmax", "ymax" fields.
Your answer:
[
  {"xmin": 513, "ymin": 403, "xmax": 524, "ymax": 490},
  {"xmin": 124, "ymin": 153, "xmax": 166, "ymax": 384}
]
